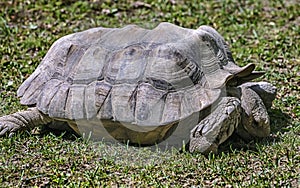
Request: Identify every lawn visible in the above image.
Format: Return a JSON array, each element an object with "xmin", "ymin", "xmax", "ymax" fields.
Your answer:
[{"xmin": 0, "ymin": 0, "xmax": 299, "ymax": 187}]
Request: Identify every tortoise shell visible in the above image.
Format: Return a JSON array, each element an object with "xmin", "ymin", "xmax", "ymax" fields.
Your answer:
[{"xmin": 17, "ymin": 23, "xmax": 255, "ymax": 144}]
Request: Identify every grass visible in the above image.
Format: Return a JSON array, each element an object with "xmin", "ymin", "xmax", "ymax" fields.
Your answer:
[{"xmin": 0, "ymin": 0, "xmax": 299, "ymax": 187}]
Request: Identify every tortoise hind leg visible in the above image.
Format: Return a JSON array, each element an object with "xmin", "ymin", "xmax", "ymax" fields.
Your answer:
[
  {"xmin": 0, "ymin": 107, "xmax": 52, "ymax": 137},
  {"xmin": 189, "ymin": 97, "xmax": 241, "ymax": 154}
]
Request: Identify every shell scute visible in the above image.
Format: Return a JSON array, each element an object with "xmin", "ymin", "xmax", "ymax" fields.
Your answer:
[{"xmin": 135, "ymin": 83, "xmax": 167, "ymax": 126}]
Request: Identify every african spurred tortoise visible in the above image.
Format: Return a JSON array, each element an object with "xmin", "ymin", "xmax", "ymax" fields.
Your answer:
[{"xmin": 0, "ymin": 23, "xmax": 276, "ymax": 153}]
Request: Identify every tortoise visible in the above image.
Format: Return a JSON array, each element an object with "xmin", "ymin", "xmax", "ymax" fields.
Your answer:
[{"xmin": 0, "ymin": 23, "xmax": 276, "ymax": 153}]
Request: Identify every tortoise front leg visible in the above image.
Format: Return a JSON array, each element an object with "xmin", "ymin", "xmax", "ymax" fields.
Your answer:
[
  {"xmin": 189, "ymin": 97, "xmax": 241, "ymax": 154},
  {"xmin": 0, "ymin": 107, "xmax": 52, "ymax": 137},
  {"xmin": 236, "ymin": 83, "xmax": 275, "ymax": 140}
]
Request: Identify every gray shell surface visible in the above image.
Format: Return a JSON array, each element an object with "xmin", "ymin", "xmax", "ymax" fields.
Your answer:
[{"xmin": 17, "ymin": 23, "xmax": 253, "ymax": 129}]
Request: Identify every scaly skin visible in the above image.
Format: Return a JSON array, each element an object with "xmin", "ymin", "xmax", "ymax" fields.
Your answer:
[
  {"xmin": 0, "ymin": 108, "xmax": 52, "ymax": 137},
  {"xmin": 236, "ymin": 82, "xmax": 276, "ymax": 140},
  {"xmin": 189, "ymin": 97, "xmax": 241, "ymax": 154}
]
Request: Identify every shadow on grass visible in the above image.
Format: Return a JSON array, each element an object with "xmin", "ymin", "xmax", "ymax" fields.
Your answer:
[
  {"xmin": 33, "ymin": 121, "xmax": 80, "ymax": 141},
  {"xmin": 218, "ymin": 108, "xmax": 291, "ymax": 154},
  {"xmin": 27, "ymin": 107, "xmax": 292, "ymax": 156}
]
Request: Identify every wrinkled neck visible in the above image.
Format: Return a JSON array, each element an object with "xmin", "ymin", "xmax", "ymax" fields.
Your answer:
[{"xmin": 226, "ymin": 86, "xmax": 241, "ymax": 99}]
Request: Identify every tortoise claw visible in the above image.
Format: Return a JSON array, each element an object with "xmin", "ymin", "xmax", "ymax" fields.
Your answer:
[{"xmin": 0, "ymin": 120, "xmax": 17, "ymax": 136}]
